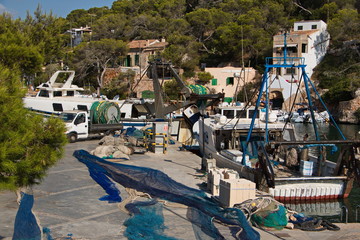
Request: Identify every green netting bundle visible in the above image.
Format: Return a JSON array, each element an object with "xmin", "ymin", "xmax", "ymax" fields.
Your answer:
[
  {"xmin": 90, "ymin": 101, "xmax": 121, "ymax": 124},
  {"xmin": 251, "ymin": 202, "xmax": 288, "ymax": 230},
  {"xmin": 189, "ymin": 84, "xmax": 207, "ymax": 95}
]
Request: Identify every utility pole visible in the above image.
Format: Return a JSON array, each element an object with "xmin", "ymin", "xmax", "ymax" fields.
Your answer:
[{"xmin": 70, "ymin": 22, "xmax": 72, "ymax": 48}]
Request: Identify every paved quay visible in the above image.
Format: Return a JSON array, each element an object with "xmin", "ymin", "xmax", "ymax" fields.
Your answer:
[{"xmin": 1, "ymin": 139, "xmax": 360, "ymax": 239}]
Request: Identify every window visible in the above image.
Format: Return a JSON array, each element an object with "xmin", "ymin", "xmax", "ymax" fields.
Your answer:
[
  {"xmin": 297, "ymin": 25, "xmax": 303, "ymax": 30},
  {"xmin": 223, "ymin": 110, "xmax": 235, "ymax": 118},
  {"xmin": 54, "ymin": 91, "xmax": 62, "ymax": 97},
  {"xmin": 302, "ymin": 44, "xmax": 307, "ymax": 53},
  {"xmin": 53, "ymin": 103, "xmax": 63, "ymax": 112},
  {"xmin": 77, "ymin": 105, "xmax": 88, "ymax": 111},
  {"xmin": 75, "ymin": 113, "xmax": 86, "ymax": 125},
  {"xmin": 38, "ymin": 90, "xmax": 49, "ymax": 97},
  {"xmin": 236, "ymin": 110, "xmax": 247, "ymax": 118},
  {"xmin": 311, "ymin": 24, "xmax": 317, "ymax": 29},
  {"xmin": 226, "ymin": 77, "xmax": 234, "ymax": 85},
  {"xmin": 248, "ymin": 110, "xmax": 259, "ymax": 119},
  {"xmin": 212, "ymin": 78, "xmax": 217, "ymax": 86},
  {"xmin": 67, "ymin": 91, "xmax": 74, "ymax": 96},
  {"xmin": 286, "ymin": 68, "xmax": 296, "ymax": 75}
]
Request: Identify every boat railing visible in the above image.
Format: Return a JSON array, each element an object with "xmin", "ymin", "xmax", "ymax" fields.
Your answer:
[
  {"xmin": 356, "ymin": 205, "xmax": 360, "ymax": 222},
  {"xmin": 265, "ymin": 57, "xmax": 305, "ymax": 67},
  {"xmin": 340, "ymin": 205, "xmax": 349, "ymax": 224}
]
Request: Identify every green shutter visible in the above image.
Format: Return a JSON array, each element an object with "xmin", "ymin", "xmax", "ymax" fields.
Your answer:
[
  {"xmin": 226, "ymin": 77, "xmax": 234, "ymax": 85},
  {"xmin": 224, "ymin": 97, "xmax": 233, "ymax": 103},
  {"xmin": 212, "ymin": 78, "xmax": 217, "ymax": 86},
  {"xmin": 126, "ymin": 55, "xmax": 131, "ymax": 67},
  {"xmin": 135, "ymin": 55, "xmax": 139, "ymax": 66}
]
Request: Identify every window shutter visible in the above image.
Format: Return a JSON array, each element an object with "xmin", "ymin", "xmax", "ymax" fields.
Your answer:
[{"xmin": 212, "ymin": 78, "xmax": 217, "ymax": 86}]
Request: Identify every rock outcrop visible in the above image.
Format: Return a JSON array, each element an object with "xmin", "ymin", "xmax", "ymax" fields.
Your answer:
[{"xmin": 338, "ymin": 89, "xmax": 360, "ymax": 124}]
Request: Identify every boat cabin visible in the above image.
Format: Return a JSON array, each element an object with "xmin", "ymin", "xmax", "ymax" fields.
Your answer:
[{"xmin": 36, "ymin": 70, "xmax": 85, "ymax": 99}]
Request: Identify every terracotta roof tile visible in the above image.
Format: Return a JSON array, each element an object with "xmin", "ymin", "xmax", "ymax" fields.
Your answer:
[{"xmin": 128, "ymin": 39, "xmax": 158, "ymax": 49}]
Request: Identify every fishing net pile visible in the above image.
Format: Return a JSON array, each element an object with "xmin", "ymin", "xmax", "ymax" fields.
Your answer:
[{"xmin": 73, "ymin": 150, "xmax": 260, "ymax": 240}]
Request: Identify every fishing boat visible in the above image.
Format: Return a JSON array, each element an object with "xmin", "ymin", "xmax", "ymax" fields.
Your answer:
[{"xmin": 198, "ymin": 35, "xmax": 360, "ymax": 201}]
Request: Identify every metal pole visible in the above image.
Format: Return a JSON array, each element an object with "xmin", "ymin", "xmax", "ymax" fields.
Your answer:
[
  {"xmin": 246, "ymin": 67, "xmax": 270, "ymax": 144},
  {"xmin": 302, "ymin": 67, "xmax": 319, "ymax": 140},
  {"xmin": 283, "ymin": 32, "xmax": 287, "ymax": 64},
  {"xmin": 265, "ymin": 69, "xmax": 269, "ymax": 143}
]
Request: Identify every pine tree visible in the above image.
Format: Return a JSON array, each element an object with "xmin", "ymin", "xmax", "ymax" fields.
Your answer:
[{"xmin": 0, "ymin": 66, "xmax": 67, "ymax": 190}]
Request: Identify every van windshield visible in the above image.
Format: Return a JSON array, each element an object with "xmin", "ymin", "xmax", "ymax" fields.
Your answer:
[{"xmin": 59, "ymin": 112, "xmax": 77, "ymax": 123}]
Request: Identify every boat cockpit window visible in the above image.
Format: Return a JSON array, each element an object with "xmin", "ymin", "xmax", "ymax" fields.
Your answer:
[
  {"xmin": 54, "ymin": 91, "xmax": 62, "ymax": 97},
  {"xmin": 77, "ymin": 105, "xmax": 88, "ymax": 111},
  {"xmin": 236, "ymin": 110, "xmax": 247, "ymax": 118},
  {"xmin": 53, "ymin": 103, "xmax": 63, "ymax": 112},
  {"xmin": 248, "ymin": 110, "xmax": 259, "ymax": 119},
  {"xmin": 223, "ymin": 110, "xmax": 235, "ymax": 119},
  {"xmin": 38, "ymin": 90, "xmax": 49, "ymax": 97},
  {"xmin": 66, "ymin": 91, "xmax": 75, "ymax": 96}
]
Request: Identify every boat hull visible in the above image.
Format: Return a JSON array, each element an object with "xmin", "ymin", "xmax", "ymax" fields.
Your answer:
[{"xmin": 270, "ymin": 176, "xmax": 350, "ymax": 201}]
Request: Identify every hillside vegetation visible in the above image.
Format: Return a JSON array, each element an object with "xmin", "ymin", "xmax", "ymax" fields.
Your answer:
[{"xmin": 0, "ymin": 0, "xmax": 359, "ymax": 104}]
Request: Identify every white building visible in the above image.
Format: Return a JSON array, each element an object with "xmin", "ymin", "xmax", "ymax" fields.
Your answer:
[
  {"xmin": 204, "ymin": 66, "xmax": 257, "ymax": 103},
  {"xmin": 269, "ymin": 20, "xmax": 330, "ymax": 110},
  {"xmin": 67, "ymin": 26, "xmax": 92, "ymax": 47}
]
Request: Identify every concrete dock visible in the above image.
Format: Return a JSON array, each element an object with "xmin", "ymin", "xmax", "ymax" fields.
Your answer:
[{"xmin": 1, "ymin": 139, "xmax": 360, "ymax": 239}]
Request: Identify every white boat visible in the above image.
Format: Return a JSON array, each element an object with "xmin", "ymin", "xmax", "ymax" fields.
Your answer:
[{"xmin": 23, "ymin": 70, "xmax": 105, "ymax": 114}]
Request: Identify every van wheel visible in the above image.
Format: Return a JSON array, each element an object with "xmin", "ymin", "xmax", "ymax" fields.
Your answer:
[{"xmin": 68, "ymin": 133, "xmax": 77, "ymax": 143}]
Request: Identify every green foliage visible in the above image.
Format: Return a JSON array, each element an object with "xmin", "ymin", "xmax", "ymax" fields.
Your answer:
[
  {"xmin": 0, "ymin": 21, "xmax": 43, "ymax": 76},
  {"xmin": 197, "ymin": 71, "xmax": 213, "ymax": 84},
  {"xmin": 71, "ymin": 39, "xmax": 128, "ymax": 87},
  {"xmin": 92, "ymin": 14, "xmax": 129, "ymax": 40},
  {"xmin": 163, "ymin": 79, "xmax": 182, "ymax": 100},
  {"xmin": 0, "ymin": 66, "xmax": 67, "ymax": 190},
  {"xmin": 66, "ymin": 7, "xmax": 111, "ymax": 28},
  {"xmin": 102, "ymin": 70, "xmax": 136, "ymax": 99},
  {"xmin": 328, "ymin": 9, "xmax": 360, "ymax": 47}
]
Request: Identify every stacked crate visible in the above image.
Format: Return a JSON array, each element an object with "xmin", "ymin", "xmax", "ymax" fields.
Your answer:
[
  {"xmin": 300, "ymin": 160, "xmax": 313, "ymax": 176},
  {"xmin": 207, "ymin": 168, "xmax": 240, "ymax": 196},
  {"xmin": 219, "ymin": 178, "xmax": 256, "ymax": 207}
]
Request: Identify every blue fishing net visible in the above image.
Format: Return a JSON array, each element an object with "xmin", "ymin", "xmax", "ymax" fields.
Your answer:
[
  {"xmin": 74, "ymin": 150, "xmax": 260, "ymax": 240},
  {"xmin": 123, "ymin": 127, "xmax": 144, "ymax": 139},
  {"xmin": 124, "ymin": 199, "xmax": 178, "ymax": 240},
  {"xmin": 13, "ymin": 192, "xmax": 42, "ymax": 240}
]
